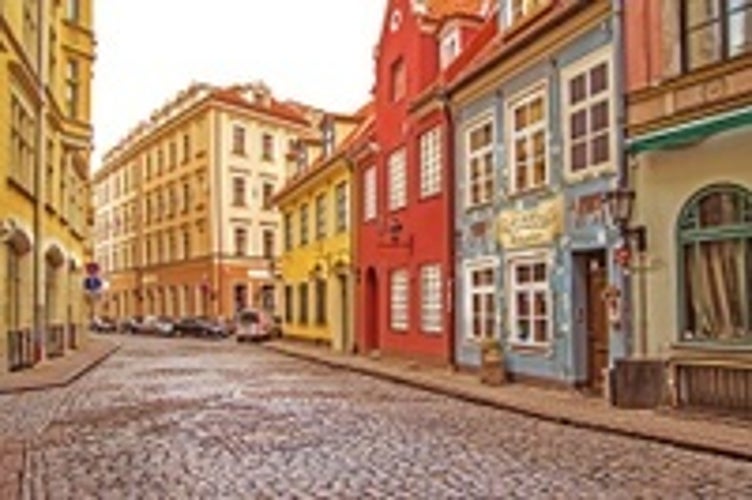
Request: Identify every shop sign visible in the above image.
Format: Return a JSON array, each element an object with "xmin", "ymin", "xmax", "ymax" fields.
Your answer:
[{"xmin": 497, "ymin": 196, "xmax": 564, "ymax": 249}]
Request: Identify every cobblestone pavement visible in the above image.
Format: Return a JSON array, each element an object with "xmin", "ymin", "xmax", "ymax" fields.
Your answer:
[{"xmin": 1, "ymin": 336, "xmax": 751, "ymax": 499}]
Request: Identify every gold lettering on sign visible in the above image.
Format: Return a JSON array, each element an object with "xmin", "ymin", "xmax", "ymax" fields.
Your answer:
[{"xmin": 497, "ymin": 196, "xmax": 564, "ymax": 249}]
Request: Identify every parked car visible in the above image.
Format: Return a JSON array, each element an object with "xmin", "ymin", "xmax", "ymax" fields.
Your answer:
[
  {"xmin": 91, "ymin": 316, "xmax": 118, "ymax": 333},
  {"xmin": 154, "ymin": 316, "xmax": 176, "ymax": 336},
  {"xmin": 120, "ymin": 316, "xmax": 144, "ymax": 334},
  {"xmin": 235, "ymin": 309, "xmax": 273, "ymax": 342},
  {"xmin": 174, "ymin": 316, "xmax": 229, "ymax": 339}
]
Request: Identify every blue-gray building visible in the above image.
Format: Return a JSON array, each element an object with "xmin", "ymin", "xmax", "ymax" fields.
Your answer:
[{"xmin": 449, "ymin": 0, "xmax": 629, "ymax": 391}]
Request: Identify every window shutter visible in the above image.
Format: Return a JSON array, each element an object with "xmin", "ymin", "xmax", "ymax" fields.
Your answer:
[{"xmin": 660, "ymin": 0, "xmax": 682, "ymax": 80}]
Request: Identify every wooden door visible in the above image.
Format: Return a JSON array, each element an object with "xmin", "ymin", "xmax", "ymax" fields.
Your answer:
[{"xmin": 586, "ymin": 254, "xmax": 609, "ymax": 391}]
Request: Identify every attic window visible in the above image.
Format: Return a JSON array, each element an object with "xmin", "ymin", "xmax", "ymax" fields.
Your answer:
[
  {"xmin": 390, "ymin": 9, "xmax": 403, "ymax": 32},
  {"xmin": 503, "ymin": 0, "xmax": 549, "ymax": 27},
  {"xmin": 391, "ymin": 58, "xmax": 406, "ymax": 102},
  {"xmin": 440, "ymin": 29, "xmax": 461, "ymax": 69}
]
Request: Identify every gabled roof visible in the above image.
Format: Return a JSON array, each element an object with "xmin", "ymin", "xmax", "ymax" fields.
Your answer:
[
  {"xmin": 210, "ymin": 88, "xmax": 311, "ymax": 127},
  {"xmin": 273, "ymin": 103, "xmax": 375, "ymax": 204}
]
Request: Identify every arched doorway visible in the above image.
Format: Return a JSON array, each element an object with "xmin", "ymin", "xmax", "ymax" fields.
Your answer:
[
  {"xmin": 4, "ymin": 221, "xmax": 33, "ymax": 371},
  {"xmin": 364, "ymin": 267, "xmax": 380, "ymax": 352},
  {"xmin": 45, "ymin": 244, "xmax": 66, "ymax": 359}
]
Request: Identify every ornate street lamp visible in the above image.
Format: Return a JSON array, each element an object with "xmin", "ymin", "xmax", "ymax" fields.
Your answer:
[{"xmin": 602, "ymin": 188, "xmax": 646, "ymax": 254}]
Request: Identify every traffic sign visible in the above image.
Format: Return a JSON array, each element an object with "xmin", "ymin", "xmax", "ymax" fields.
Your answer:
[
  {"xmin": 84, "ymin": 276, "xmax": 103, "ymax": 292},
  {"xmin": 85, "ymin": 262, "xmax": 100, "ymax": 275}
]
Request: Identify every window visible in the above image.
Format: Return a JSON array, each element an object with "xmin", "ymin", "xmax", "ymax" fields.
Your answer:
[
  {"xmin": 335, "ymin": 182, "xmax": 348, "ymax": 233},
  {"xmin": 157, "ymin": 148, "xmax": 164, "ymax": 173},
  {"xmin": 466, "ymin": 118, "xmax": 494, "ymax": 207},
  {"xmin": 322, "ymin": 120, "xmax": 335, "ymax": 157},
  {"xmin": 363, "ymin": 167, "xmax": 377, "ymax": 221},
  {"xmin": 298, "ymin": 283, "xmax": 309, "ymax": 324},
  {"xmin": 681, "ymin": 0, "xmax": 752, "ymax": 71},
  {"xmin": 262, "ymin": 183, "xmax": 274, "ymax": 210},
  {"xmin": 182, "ymin": 230, "xmax": 191, "ymax": 259},
  {"xmin": 508, "ymin": 255, "xmax": 551, "ymax": 345},
  {"xmin": 421, "ymin": 265, "xmax": 442, "ymax": 333},
  {"xmin": 234, "ymin": 227, "xmax": 248, "ymax": 256},
  {"xmin": 262, "ymin": 133, "xmax": 274, "ymax": 161},
  {"xmin": 563, "ymin": 52, "xmax": 613, "ymax": 176},
  {"xmin": 233, "ymin": 177, "xmax": 246, "ymax": 207},
  {"xmin": 391, "ymin": 58, "xmax": 406, "ymax": 102},
  {"xmin": 65, "ymin": 59, "xmax": 79, "ymax": 119},
  {"xmin": 285, "ymin": 285, "xmax": 294, "ymax": 323},
  {"xmin": 169, "ymin": 141, "xmax": 177, "ymax": 168},
  {"xmin": 232, "ymin": 125, "xmax": 246, "ymax": 155},
  {"xmin": 9, "ymin": 95, "xmax": 35, "ymax": 191},
  {"xmin": 390, "ymin": 269, "xmax": 409, "ymax": 331},
  {"xmin": 503, "ymin": 0, "xmax": 549, "ymax": 27},
  {"xmin": 678, "ymin": 185, "xmax": 752, "ymax": 343},
  {"xmin": 467, "ymin": 262, "xmax": 497, "ymax": 340},
  {"xmin": 145, "ymin": 154, "xmax": 153, "ymax": 180},
  {"xmin": 262, "ymin": 229, "xmax": 275, "ymax": 258},
  {"xmin": 300, "ymin": 203, "xmax": 309, "ymax": 246},
  {"xmin": 182, "ymin": 133, "xmax": 191, "ymax": 163},
  {"xmin": 419, "ymin": 127, "xmax": 442, "ymax": 198},
  {"xmin": 315, "ymin": 279, "xmax": 327, "ymax": 325},
  {"xmin": 388, "ymin": 148, "xmax": 407, "ymax": 211},
  {"xmin": 66, "ymin": 0, "xmax": 80, "ymax": 22},
  {"xmin": 284, "ymin": 212, "xmax": 293, "ymax": 250},
  {"xmin": 440, "ymin": 29, "xmax": 460, "ymax": 69},
  {"xmin": 508, "ymin": 88, "xmax": 547, "ymax": 193},
  {"xmin": 182, "ymin": 182, "xmax": 191, "ymax": 212},
  {"xmin": 316, "ymin": 193, "xmax": 327, "ymax": 240}
]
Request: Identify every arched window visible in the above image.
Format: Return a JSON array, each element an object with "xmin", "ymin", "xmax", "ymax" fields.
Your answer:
[{"xmin": 678, "ymin": 184, "xmax": 752, "ymax": 343}]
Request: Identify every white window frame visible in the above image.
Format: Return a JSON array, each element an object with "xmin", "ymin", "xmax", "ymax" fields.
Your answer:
[
  {"xmin": 503, "ymin": 0, "xmax": 550, "ymax": 28},
  {"xmin": 440, "ymin": 28, "xmax": 461, "ymax": 69},
  {"xmin": 506, "ymin": 83, "xmax": 548, "ymax": 195},
  {"xmin": 420, "ymin": 264, "xmax": 442, "ymax": 333},
  {"xmin": 506, "ymin": 250, "xmax": 553, "ymax": 347},
  {"xmin": 363, "ymin": 166, "xmax": 377, "ymax": 222},
  {"xmin": 390, "ymin": 269, "xmax": 409, "ymax": 331},
  {"xmin": 464, "ymin": 257, "xmax": 499, "ymax": 341},
  {"xmin": 561, "ymin": 46, "xmax": 616, "ymax": 182},
  {"xmin": 419, "ymin": 127, "xmax": 442, "ymax": 198},
  {"xmin": 388, "ymin": 148, "xmax": 407, "ymax": 211},
  {"xmin": 464, "ymin": 114, "xmax": 495, "ymax": 209}
]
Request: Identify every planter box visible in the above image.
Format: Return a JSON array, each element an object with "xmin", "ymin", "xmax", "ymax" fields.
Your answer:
[{"xmin": 611, "ymin": 359, "xmax": 667, "ymax": 408}]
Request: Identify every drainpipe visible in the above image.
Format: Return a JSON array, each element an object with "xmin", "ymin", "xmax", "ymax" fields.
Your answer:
[
  {"xmin": 611, "ymin": 0, "xmax": 634, "ymax": 359},
  {"xmin": 438, "ymin": 89, "xmax": 456, "ymax": 370},
  {"xmin": 32, "ymin": 0, "xmax": 47, "ymax": 364}
]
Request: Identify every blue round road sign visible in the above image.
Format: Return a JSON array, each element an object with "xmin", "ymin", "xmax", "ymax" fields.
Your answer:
[{"xmin": 84, "ymin": 276, "xmax": 103, "ymax": 292}]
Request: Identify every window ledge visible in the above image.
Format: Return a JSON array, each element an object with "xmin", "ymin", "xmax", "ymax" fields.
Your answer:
[
  {"xmin": 670, "ymin": 341, "xmax": 752, "ymax": 354},
  {"xmin": 507, "ymin": 342, "xmax": 552, "ymax": 356},
  {"xmin": 505, "ymin": 184, "xmax": 554, "ymax": 201}
]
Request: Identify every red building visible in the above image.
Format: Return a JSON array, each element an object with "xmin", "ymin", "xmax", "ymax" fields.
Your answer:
[{"xmin": 352, "ymin": 0, "xmax": 491, "ymax": 364}]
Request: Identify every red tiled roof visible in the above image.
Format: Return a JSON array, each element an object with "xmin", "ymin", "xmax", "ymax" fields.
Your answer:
[
  {"xmin": 210, "ymin": 88, "xmax": 311, "ymax": 127},
  {"xmin": 426, "ymin": 0, "xmax": 485, "ymax": 19}
]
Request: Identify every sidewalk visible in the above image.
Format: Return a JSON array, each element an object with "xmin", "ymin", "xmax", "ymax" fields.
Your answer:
[
  {"xmin": 0, "ymin": 336, "xmax": 120, "ymax": 394},
  {"xmin": 265, "ymin": 340, "xmax": 752, "ymax": 461}
]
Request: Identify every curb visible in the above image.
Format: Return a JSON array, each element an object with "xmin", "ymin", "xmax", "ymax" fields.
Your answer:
[
  {"xmin": 0, "ymin": 341, "xmax": 121, "ymax": 395},
  {"xmin": 265, "ymin": 343, "xmax": 752, "ymax": 462}
]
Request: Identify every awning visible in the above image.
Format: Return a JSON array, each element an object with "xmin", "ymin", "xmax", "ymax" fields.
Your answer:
[{"xmin": 628, "ymin": 106, "xmax": 752, "ymax": 154}]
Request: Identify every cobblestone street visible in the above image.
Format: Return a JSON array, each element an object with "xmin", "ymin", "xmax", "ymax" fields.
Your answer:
[{"xmin": 1, "ymin": 336, "xmax": 751, "ymax": 499}]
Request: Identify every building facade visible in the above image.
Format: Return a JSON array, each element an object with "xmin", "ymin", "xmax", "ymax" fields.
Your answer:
[
  {"xmin": 450, "ymin": 0, "xmax": 624, "ymax": 391},
  {"xmin": 93, "ymin": 82, "xmax": 318, "ymax": 321},
  {"xmin": 275, "ymin": 109, "xmax": 370, "ymax": 351},
  {"xmin": 353, "ymin": 0, "xmax": 488, "ymax": 365},
  {"xmin": 0, "ymin": 0, "xmax": 95, "ymax": 373},
  {"xmin": 625, "ymin": 0, "xmax": 752, "ymax": 412}
]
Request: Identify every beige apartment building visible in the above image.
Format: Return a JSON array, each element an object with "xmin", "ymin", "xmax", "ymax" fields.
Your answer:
[
  {"xmin": 0, "ymin": 0, "xmax": 95, "ymax": 373},
  {"xmin": 93, "ymin": 82, "xmax": 320, "ymax": 321}
]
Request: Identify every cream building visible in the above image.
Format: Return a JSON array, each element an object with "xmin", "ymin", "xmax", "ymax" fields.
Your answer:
[
  {"xmin": 93, "ymin": 82, "xmax": 320, "ymax": 321},
  {"xmin": 0, "ymin": 0, "xmax": 95, "ymax": 373}
]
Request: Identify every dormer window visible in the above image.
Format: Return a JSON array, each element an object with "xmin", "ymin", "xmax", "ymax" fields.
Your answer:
[
  {"xmin": 440, "ymin": 28, "xmax": 461, "ymax": 69},
  {"xmin": 503, "ymin": 0, "xmax": 548, "ymax": 27},
  {"xmin": 322, "ymin": 118, "xmax": 335, "ymax": 157}
]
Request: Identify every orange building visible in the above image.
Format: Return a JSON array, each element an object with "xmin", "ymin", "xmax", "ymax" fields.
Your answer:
[{"xmin": 93, "ymin": 82, "xmax": 320, "ymax": 321}]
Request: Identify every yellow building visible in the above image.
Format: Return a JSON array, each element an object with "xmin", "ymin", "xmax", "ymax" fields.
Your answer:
[
  {"xmin": 0, "ymin": 0, "xmax": 95, "ymax": 373},
  {"xmin": 93, "ymin": 82, "xmax": 321, "ymax": 321},
  {"xmin": 274, "ymin": 106, "xmax": 371, "ymax": 352}
]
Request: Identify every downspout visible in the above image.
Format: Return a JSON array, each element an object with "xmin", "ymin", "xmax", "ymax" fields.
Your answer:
[
  {"xmin": 438, "ymin": 90, "xmax": 456, "ymax": 370},
  {"xmin": 33, "ymin": 0, "xmax": 47, "ymax": 363},
  {"xmin": 612, "ymin": 0, "xmax": 634, "ymax": 358},
  {"xmin": 344, "ymin": 155, "xmax": 357, "ymax": 355}
]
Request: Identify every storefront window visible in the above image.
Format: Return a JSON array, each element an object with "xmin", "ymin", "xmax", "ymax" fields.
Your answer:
[{"xmin": 679, "ymin": 184, "xmax": 752, "ymax": 343}]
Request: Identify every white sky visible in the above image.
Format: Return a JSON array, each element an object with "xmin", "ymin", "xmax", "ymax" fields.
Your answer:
[{"xmin": 93, "ymin": 0, "xmax": 388, "ymax": 168}]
